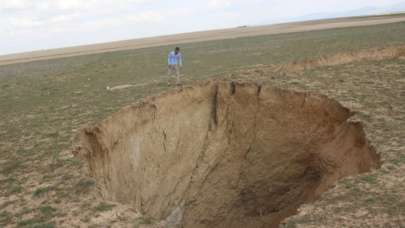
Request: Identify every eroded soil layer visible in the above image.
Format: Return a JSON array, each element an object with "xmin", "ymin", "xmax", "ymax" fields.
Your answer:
[{"xmin": 74, "ymin": 80, "xmax": 380, "ymax": 228}]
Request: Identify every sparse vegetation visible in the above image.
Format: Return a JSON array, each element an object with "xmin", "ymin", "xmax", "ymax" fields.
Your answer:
[
  {"xmin": 39, "ymin": 206, "xmax": 57, "ymax": 219},
  {"xmin": 392, "ymin": 153, "xmax": 405, "ymax": 166},
  {"xmin": 32, "ymin": 187, "xmax": 54, "ymax": 198},
  {"xmin": 0, "ymin": 211, "xmax": 12, "ymax": 225},
  {"xmin": 133, "ymin": 216, "xmax": 155, "ymax": 228},
  {"xmin": 94, "ymin": 202, "xmax": 116, "ymax": 212},
  {"xmin": 0, "ymin": 18, "xmax": 404, "ymax": 227},
  {"xmin": 360, "ymin": 174, "xmax": 378, "ymax": 184}
]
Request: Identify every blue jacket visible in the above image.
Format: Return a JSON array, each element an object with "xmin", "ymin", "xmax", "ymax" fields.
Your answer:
[{"xmin": 168, "ymin": 51, "xmax": 183, "ymax": 66}]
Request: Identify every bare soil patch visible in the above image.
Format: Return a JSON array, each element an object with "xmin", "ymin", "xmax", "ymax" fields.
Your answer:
[{"xmin": 74, "ymin": 80, "xmax": 380, "ymax": 227}]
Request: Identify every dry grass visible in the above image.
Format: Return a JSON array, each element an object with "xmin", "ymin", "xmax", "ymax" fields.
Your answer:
[
  {"xmin": 0, "ymin": 22, "xmax": 404, "ymax": 227},
  {"xmin": 274, "ymin": 45, "xmax": 405, "ymax": 72},
  {"xmin": 1, "ymin": 14, "xmax": 405, "ymax": 66}
]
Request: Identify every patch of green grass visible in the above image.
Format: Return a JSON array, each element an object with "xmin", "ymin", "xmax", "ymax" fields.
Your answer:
[
  {"xmin": 39, "ymin": 206, "xmax": 57, "ymax": 219},
  {"xmin": 341, "ymin": 178, "xmax": 356, "ymax": 189},
  {"xmin": 281, "ymin": 222, "xmax": 298, "ymax": 228},
  {"xmin": 133, "ymin": 216, "xmax": 155, "ymax": 228},
  {"xmin": 365, "ymin": 196, "xmax": 378, "ymax": 205},
  {"xmin": 0, "ymin": 211, "xmax": 12, "ymax": 225},
  {"xmin": 32, "ymin": 224, "xmax": 55, "ymax": 228},
  {"xmin": 391, "ymin": 154, "xmax": 405, "ymax": 166},
  {"xmin": 17, "ymin": 218, "xmax": 46, "ymax": 228},
  {"xmin": 32, "ymin": 186, "xmax": 54, "ymax": 198},
  {"xmin": 360, "ymin": 175, "xmax": 378, "ymax": 184},
  {"xmin": 94, "ymin": 202, "xmax": 115, "ymax": 212},
  {"xmin": 16, "ymin": 206, "xmax": 57, "ymax": 228}
]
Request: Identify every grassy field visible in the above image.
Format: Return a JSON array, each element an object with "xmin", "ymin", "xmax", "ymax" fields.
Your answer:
[
  {"xmin": 0, "ymin": 21, "xmax": 405, "ymax": 227},
  {"xmin": 2, "ymin": 14, "xmax": 404, "ymax": 66}
]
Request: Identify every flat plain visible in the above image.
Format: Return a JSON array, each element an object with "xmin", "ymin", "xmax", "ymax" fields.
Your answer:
[
  {"xmin": 1, "ymin": 14, "xmax": 405, "ymax": 66},
  {"xmin": 0, "ymin": 15, "xmax": 405, "ymax": 227}
]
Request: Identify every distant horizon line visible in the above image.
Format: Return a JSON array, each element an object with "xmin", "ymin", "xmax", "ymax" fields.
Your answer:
[{"xmin": 1, "ymin": 11, "xmax": 404, "ymax": 59}]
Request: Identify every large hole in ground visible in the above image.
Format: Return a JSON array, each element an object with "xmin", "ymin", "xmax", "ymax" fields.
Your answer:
[{"xmin": 74, "ymin": 80, "xmax": 380, "ymax": 228}]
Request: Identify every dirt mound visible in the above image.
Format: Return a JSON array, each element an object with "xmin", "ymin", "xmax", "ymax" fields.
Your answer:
[
  {"xmin": 274, "ymin": 45, "xmax": 405, "ymax": 73},
  {"xmin": 73, "ymin": 80, "xmax": 380, "ymax": 228}
]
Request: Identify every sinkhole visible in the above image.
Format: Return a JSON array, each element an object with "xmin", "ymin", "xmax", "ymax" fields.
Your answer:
[{"xmin": 73, "ymin": 80, "xmax": 380, "ymax": 228}]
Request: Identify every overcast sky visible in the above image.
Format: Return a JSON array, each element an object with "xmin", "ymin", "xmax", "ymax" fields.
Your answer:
[{"xmin": 1, "ymin": 0, "xmax": 404, "ymax": 55}]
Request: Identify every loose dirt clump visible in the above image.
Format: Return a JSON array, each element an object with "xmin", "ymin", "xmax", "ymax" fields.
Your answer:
[{"xmin": 73, "ymin": 80, "xmax": 380, "ymax": 228}]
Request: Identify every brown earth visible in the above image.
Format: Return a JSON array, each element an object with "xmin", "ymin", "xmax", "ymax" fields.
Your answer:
[
  {"xmin": 1, "ymin": 14, "xmax": 405, "ymax": 66},
  {"xmin": 73, "ymin": 80, "xmax": 380, "ymax": 228},
  {"xmin": 275, "ymin": 45, "xmax": 405, "ymax": 72}
]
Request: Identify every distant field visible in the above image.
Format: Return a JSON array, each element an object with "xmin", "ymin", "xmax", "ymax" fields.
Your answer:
[
  {"xmin": 0, "ymin": 18, "xmax": 404, "ymax": 227},
  {"xmin": 1, "ymin": 13, "xmax": 405, "ymax": 66}
]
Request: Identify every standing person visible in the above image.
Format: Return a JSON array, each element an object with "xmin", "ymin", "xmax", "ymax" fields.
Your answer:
[{"xmin": 167, "ymin": 47, "xmax": 183, "ymax": 85}]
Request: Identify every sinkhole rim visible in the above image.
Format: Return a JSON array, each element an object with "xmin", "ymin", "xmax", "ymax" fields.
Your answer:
[{"xmin": 73, "ymin": 80, "xmax": 381, "ymax": 228}]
